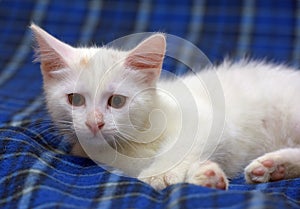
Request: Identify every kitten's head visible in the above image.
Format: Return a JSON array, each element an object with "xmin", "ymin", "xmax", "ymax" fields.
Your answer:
[{"xmin": 30, "ymin": 24, "xmax": 166, "ymax": 150}]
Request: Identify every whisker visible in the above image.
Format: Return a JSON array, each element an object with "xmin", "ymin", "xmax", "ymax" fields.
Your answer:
[
  {"xmin": 115, "ymin": 133, "xmax": 138, "ymax": 152},
  {"xmin": 116, "ymin": 131, "xmax": 138, "ymax": 142}
]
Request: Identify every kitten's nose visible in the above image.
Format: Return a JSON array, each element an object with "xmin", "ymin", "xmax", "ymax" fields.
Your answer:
[
  {"xmin": 86, "ymin": 111, "xmax": 105, "ymax": 135},
  {"xmin": 85, "ymin": 121, "xmax": 105, "ymax": 134}
]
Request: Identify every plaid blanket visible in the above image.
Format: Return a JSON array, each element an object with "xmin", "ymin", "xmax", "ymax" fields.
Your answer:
[{"xmin": 1, "ymin": 0, "xmax": 300, "ymax": 208}]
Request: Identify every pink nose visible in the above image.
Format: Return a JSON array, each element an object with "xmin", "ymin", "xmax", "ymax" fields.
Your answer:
[
  {"xmin": 85, "ymin": 121, "xmax": 105, "ymax": 134},
  {"xmin": 86, "ymin": 111, "xmax": 105, "ymax": 135}
]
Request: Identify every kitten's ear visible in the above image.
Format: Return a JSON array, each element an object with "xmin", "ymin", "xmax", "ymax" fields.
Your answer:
[
  {"xmin": 125, "ymin": 34, "xmax": 166, "ymax": 83},
  {"xmin": 30, "ymin": 23, "xmax": 76, "ymax": 76}
]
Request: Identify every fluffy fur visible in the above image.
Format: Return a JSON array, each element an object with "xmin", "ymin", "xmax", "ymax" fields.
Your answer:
[{"xmin": 31, "ymin": 24, "xmax": 300, "ymax": 190}]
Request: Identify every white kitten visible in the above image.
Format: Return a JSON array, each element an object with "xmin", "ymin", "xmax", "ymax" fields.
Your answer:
[{"xmin": 31, "ymin": 24, "xmax": 300, "ymax": 190}]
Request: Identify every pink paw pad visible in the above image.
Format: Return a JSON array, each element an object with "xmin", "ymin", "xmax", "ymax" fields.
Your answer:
[
  {"xmin": 251, "ymin": 167, "xmax": 266, "ymax": 176},
  {"xmin": 270, "ymin": 165, "xmax": 285, "ymax": 181},
  {"xmin": 251, "ymin": 159, "xmax": 285, "ymax": 182},
  {"xmin": 203, "ymin": 169, "xmax": 226, "ymax": 190},
  {"xmin": 261, "ymin": 159, "xmax": 285, "ymax": 181},
  {"xmin": 262, "ymin": 159, "xmax": 275, "ymax": 168},
  {"xmin": 216, "ymin": 177, "xmax": 226, "ymax": 190},
  {"xmin": 204, "ymin": 170, "xmax": 216, "ymax": 177}
]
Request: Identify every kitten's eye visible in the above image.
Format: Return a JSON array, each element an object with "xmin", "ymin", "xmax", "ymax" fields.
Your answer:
[
  {"xmin": 108, "ymin": 95, "xmax": 126, "ymax": 109},
  {"xmin": 67, "ymin": 93, "xmax": 85, "ymax": 106}
]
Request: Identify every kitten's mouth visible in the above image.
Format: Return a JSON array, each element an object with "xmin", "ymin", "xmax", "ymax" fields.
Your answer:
[{"xmin": 75, "ymin": 131, "xmax": 112, "ymax": 149}]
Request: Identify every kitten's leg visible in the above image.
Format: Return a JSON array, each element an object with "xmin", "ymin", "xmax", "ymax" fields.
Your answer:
[
  {"xmin": 186, "ymin": 160, "xmax": 229, "ymax": 190},
  {"xmin": 245, "ymin": 148, "xmax": 300, "ymax": 183},
  {"xmin": 138, "ymin": 165, "xmax": 187, "ymax": 190},
  {"xmin": 139, "ymin": 161, "xmax": 229, "ymax": 190},
  {"xmin": 139, "ymin": 171, "xmax": 181, "ymax": 190}
]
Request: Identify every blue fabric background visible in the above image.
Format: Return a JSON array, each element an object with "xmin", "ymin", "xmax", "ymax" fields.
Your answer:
[{"xmin": 0, "ymin": 0, "xmax": 300, "ymax": 208}]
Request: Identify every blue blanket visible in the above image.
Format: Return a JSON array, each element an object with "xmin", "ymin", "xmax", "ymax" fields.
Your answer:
[{"xmin": 0, "ymin": 0, "xmax": 300, "ymax": 208}]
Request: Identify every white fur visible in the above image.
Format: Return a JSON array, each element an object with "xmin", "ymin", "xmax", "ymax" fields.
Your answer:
[
  {"xmin": 31, "ymin": 25, "xmax": 300, "ymax": 190},
  {"xmin": 139, "ymin": 60, "xmax": 300, "ymax": 189}
]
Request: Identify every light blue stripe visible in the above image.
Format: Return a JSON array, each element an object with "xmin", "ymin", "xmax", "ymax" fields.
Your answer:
[
  {"xmin": 255, "ymin": 182, "xmax": 268, "ymax": 190},
  {"xmin": 17, "ymin": 146, "xmax": 68, "ymax": 209},
  {"xmin": 134, "ymin": 0, "xmax": 151, "ymax": 33},
  {"xmin": 0, "ymin": 0, "xmax": 49, "ymax": 87},
  {"xmin": 292, "ymin": 3, "xmax": 300, "ymax": 68},
  {"xmin": 17, "ymin": 155, "xmax": 54, "ymax": 209},
  {"xmin": 166, "ymin": 189, "xmax": 215, "ymax": 208},
  {"xmin": 10, "ymin": 95, "xmax": 44, "ymax": 126},
  {"xmin": 0, "ymin": 152, "xmax": 105, "ymax": 174},
  {"xmin": 236, "ymin": 0, "xmax": 255, "ymax": 59},
  {"xmin": 0, "ymin": 169, "xmax": 120, "ymax": 189},
  {"xmin": 165, "ymin": 185, "xmax": 184, "ymax": 209},
  {"xmin": 5, "ymin": 184, "xmax": 95, "ymax": 205},
  {"xmin": 247, "ymin": 191, "xmax": 265, "ymax": 209},
  {"xmin": 95, "ymin": 174, "xmax": 121, "ymax": 209},
  {"xmin": 176, "ymin": 0, "xmax": 205, "ymax": 75},
  {"xmin": 35, "ymin": 203, "xmax": 85, "ymax": 209},
  {"xmin": 121, "ymin": 1, "xmax": 152, "ymax": 50},
  {"xmin": 79, "ymin": 1, "xmax": 102, "ymax": 45}
]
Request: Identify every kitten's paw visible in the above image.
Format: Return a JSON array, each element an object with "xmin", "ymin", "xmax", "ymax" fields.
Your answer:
[
  {"xmin": 245, "ymin": 154, "xmax": 286, "ymax": 184},
  {"xmin": 139, "ymin": 171, "xmax": 180, "ymax": 190},
  {"xmin": 186, "ymin": 161, "xmax": 228, "ymax": 190}
]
